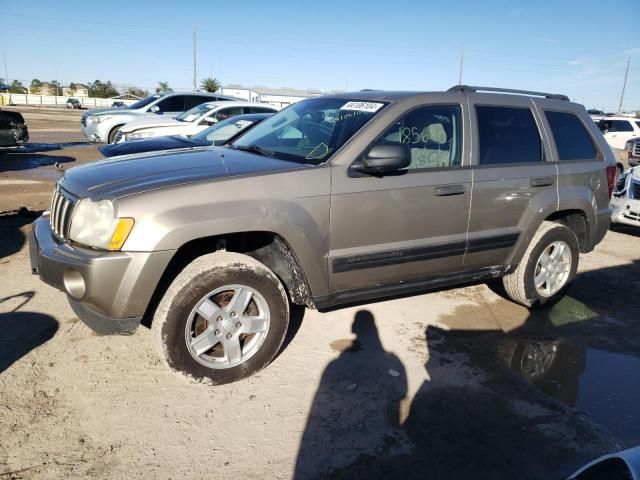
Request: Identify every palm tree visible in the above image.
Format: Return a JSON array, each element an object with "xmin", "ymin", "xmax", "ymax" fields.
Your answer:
[
  {"xmin": 156, "ymin": 81, "xmax": 171, "ymax": 93},
  {"xmin": 200, "ymin": 77, "xmax": 221, "ymax": 93}
]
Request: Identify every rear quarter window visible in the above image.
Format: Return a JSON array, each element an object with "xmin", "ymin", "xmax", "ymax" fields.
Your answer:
[{"xmin": 545, "ymin": 111, "xmax": 597, "ymax": 161}]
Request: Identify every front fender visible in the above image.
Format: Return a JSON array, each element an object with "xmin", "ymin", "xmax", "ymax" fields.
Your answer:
[{"xmin": 117, "ymin": 169, "xmax": 331, "ymax": 296}]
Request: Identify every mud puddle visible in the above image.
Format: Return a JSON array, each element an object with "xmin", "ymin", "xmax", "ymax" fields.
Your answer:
[{"xmin": 431, "ymin": 327, "xmax": 640, "ymax": 446}]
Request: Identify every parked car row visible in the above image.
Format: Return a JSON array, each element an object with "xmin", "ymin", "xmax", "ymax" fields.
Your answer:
[
  {"xmin": 99, "ymin": 113, "xmax": 272, "ymax": 157},
  {"xmin": 79, "ymin": 91, "xmax": 274, "ymax": 144}
]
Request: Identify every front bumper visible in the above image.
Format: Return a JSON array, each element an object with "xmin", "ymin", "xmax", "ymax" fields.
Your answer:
[
  {"xmin": 29, "ymin": 215, "xmax": 175, "ymax": 335},
  {"xmin": 611, "ymin": 197, "xmax": 640, "ymax": 227},
  {"xmin": 80, "ymin": 121, "xmax": 106, "ymax": 143}
]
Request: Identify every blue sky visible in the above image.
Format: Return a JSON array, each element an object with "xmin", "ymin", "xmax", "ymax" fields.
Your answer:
[{"xmin": 1, "ymin": 0, "xmax": 639, "ymax": 110}]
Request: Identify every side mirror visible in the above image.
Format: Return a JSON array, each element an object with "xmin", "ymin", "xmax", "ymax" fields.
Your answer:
[
  {"xmin": 202, "ymin": 117, "xmax": 217, "ymax": 125},
  {"xmin": 352, "ymin": 144, "xmax": 411, "ymax": 175},
  {"xmin": 149, "ymin": 105, "xmax": 160, "ymax": 113}
]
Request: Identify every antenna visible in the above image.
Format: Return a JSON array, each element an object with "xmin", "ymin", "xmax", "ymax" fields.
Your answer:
[
  {"xmin": 192, "ymin": 23, "xmax": 197, "ymax": 92},
  {"xmin": 617, "ymin": 56, "xmax": 630, "ymax": 113},
  {"xmin": 458, "ymin": 47, "xmax": 464, "ymax": 84}
]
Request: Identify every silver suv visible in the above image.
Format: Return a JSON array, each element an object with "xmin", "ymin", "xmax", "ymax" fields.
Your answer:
[
  {"xmin": 30, "ymin": 85, "xmax": 616, "ymax": 384},
  {"xmin": 80, "ymin": 92, "xmax": 238, "ymax": 143}
]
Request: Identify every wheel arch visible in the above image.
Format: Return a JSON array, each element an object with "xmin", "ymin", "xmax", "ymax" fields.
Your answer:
[{"xmin": 142, "ymin": 231, "xmax": 315, "ymax": 327}]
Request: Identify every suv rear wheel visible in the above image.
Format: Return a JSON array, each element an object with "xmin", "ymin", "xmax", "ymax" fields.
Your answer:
[
  {"xmin": 152, "ymin": 251, "xmax": 290, "ymax": 384},
  {"xmin": 502, "ymin": 221, "xmax": 579, "ymax": 308}
]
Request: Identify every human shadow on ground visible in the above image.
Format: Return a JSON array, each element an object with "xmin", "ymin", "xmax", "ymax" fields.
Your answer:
[
  {"xmin": 295, "ymin": 261, "xmax": 640, "ymax": 480},
  {"xmin": 294, "ymin": 310, "xmax": 407, "ymax": 480},
  {"xmin": 0, "ymin": 208, "xmax": 42, "ymax": 260},
  {"xmin": 0, "ymin": 292, "xmax": 59, "ymax": 373}
]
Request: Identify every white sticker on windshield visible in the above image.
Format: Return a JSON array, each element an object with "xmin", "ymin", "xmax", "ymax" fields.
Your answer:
[{"xmin": 340, "ymin": 101, "xmax": 384, "ymax": 113}]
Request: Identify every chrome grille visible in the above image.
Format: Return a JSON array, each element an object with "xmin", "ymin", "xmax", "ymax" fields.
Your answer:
[
  {"xmin": 49, "ymin": 186, "xmax": 75, "ymax": 241},
  {"xmin": 631, "ymin": 180, "xmax": 640, "ymax": 200},
  {"xmin": 633, "ymin": 142, "xmax": 640, "ymax": 157}
]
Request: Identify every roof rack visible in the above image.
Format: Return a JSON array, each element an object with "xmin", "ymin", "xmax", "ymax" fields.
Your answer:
[{"xmin": 448, "ymin": 85, "xmax": 569, "ymax": 101}]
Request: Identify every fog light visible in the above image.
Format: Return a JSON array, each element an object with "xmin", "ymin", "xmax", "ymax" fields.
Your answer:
[{"xmin": 63, "ymin": 269, "xmax": 86, "ymax": 299}]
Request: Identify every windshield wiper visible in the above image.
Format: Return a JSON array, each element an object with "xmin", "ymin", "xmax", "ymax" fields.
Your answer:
[{"xmin": 230, "ymin": 144, "xmax": 272, "ymax": 157}]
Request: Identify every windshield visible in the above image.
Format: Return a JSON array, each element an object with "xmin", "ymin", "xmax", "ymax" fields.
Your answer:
[
  {"xmin": 230, "ymin": 97, "xmax": 386, "ymax": 164},
  {"xmin": 127, "ymin": 94, "xmax": 163, "ymax": 110},
  {"xmin": 175, "ymin": 103, "xmax": 215, "ymax": 122},
  {"xmin": 193, "ymin": 114, "xmax": 266, "ymax": 145}
]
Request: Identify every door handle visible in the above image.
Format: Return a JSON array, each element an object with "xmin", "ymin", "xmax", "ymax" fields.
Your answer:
[
  {"xmin": 530, "ymin": 177, "xmax": 554, "ymax": 187},
  {"xmin": 435, "ymin": 184, "xmax": 466, "ymax": 196}
]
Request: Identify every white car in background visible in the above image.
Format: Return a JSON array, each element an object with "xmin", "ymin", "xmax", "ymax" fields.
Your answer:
[
  {"xmin": 597, "ymin": 116, "xmax": 640, "ymax": 150},
  {"xmin": 611, "ymin": 166, "xmax": 640, "ymax": 228},
  {"xmin": 117, "ymin": 101, "xmax": 278, "ymax": 143}
]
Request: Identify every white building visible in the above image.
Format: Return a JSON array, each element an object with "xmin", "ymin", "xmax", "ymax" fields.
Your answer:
[{"xmin": 219, "ymin": 85, "xmax": 341, "ymax": 108}]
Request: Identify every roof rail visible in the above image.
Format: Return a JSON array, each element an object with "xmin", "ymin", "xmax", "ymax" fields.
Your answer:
[{"xmin": 448, "ymin": 85, "xmax": 569, "ymax": 101}]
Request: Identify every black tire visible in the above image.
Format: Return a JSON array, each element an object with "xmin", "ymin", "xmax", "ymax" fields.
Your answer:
[
  {"xmin": 108, "ymin": 125, "xmax": 123, "ymax": 144},
  {"xmin": 152, "ymin": 251, "xmax": 289, "ymax": 385},
  {"xmin": 502, "ymin": 221, "xmax": 579, "ymax": 308}
]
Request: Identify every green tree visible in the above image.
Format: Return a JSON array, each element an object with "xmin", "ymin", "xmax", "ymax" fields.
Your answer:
[
  {"xmin": 68, "ymin": 82, "xmax": 77, "ymax": 96},
  {"xmin": 156, "ymin": 81, "xmax": 171, "ymax": 93},
  {"xmin": 88, "ymin": 80, "xmax": 119, "ymax": 98},
  {"xmin": 50, "ymin": 80, "xmax": 61, "ymax": 96},
  {"xmin": 199, "ymin": 77, "xmax": 221, "ymax": 93},
  {"xmin": 9, "ymin": 80, "xmax": 26, "ymax": 93},
  {"xmin": 127, "ymin": 87, "xmax": 148, "ymax": 98},
  {"xmin": 30, "ymin": 78, "xmax": 43, "ymax": 94}
]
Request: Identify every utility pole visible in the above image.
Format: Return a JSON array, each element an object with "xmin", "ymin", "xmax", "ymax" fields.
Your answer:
[
  {"xmin": 3, "ymin": 51, "xmax": 8, "ymax": 87},
  {"xmin": 458, "ymin": 47, "xmax": 464, "ymax": 85},
  {"xmin": 192, "ymin": 23, "xmax": 197, "ymax": 92},
  {"xmin": 617, "ymin": 56, "xmax": 630, "ymax": 113}
]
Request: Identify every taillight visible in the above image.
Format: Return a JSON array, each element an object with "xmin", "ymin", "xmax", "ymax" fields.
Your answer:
[{"xmin": 606, "ymin": 166, "xmax": 617, "ymax": 199}]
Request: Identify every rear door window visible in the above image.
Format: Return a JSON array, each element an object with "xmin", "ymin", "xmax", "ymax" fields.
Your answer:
[
  {"xmin": 476, "ymin": 106, "xmax": 542, "ymax": 165},
  {"xmin": 156, "ymin": 95, "xmax": 185, "ymax": 113},
  {"xmin": 213, "ymin": 107, "xmax": 245, "ymax": 122},
  {"xmin": 545, "ymin": 111, "xmax": 597, "ymax": 161},
  {"xmin": 184, "ymin": 95, "xmax": 211, "ymax": 110}
]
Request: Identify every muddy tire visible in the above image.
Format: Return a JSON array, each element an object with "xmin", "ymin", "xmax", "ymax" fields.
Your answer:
[
  {"xmin": 502, "ymin": 221, "xmax": 579, "ymax": 308},
  {"xmin": 152, "ymin": 251, "xmax": 289, "ymax": 385},
  {"xmin": 108, "ymin": 125, "xmax": 123, "ymax": 144}
]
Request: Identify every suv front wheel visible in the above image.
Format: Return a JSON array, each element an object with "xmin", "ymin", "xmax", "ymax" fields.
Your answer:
[
  {"xmin": 152, "ymin": 251, "xmax": 290, "ymax": 384},
  {"xmin": 502, "ymin": 221, "xmax": 579, "ymax": 308}
]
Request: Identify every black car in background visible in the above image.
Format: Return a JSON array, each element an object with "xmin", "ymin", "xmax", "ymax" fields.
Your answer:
[
  {"xmin": 0, "ymin": 110, "xmax": 29, "ymax": 146},
  {"xmin": 99, "ymin": 113, "xmax": 271, "ymax": 158},
  {"xmin": 66, "ymin": 98, "xmax": 82, "ymax": 109}
]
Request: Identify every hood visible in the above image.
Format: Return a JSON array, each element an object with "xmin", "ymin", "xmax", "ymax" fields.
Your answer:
[
  {"xmin": 120, "ymin": 116, "xmax": 182, "ymax": 133},
  {"xmin": 99, "ymin": 135, "xmax": 209, "ymax": 158},
  {"xmin": 86, "ymin": 108, "xmax": 148, "ymax": 118},
  {"xmin": 59, "ymin": 147, "xmax": 309, "ymax": 199}
]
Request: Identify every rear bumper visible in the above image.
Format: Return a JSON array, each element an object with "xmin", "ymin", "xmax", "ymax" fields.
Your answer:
[{"xmin": 29, "ymin": 215, "xmax": 175, "ymax": 335}]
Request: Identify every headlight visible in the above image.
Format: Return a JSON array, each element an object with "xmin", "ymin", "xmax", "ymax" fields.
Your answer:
[
  {"xmin": 127, "ymin": 131, "xmax": 155, "ymax": 141},
  {"xmin": 69, "ymin": 198, "xmax": 134, "ymax": 250},
  {"xmin": 626, "ymin": 142, "xmax": 634, "ymax": 152},
  {"xmin": 88, "ymin": 115, "xmax": 112, "ymax": 125}
]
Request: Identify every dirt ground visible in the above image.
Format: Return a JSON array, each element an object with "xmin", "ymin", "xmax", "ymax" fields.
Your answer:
[{"xmin": 1, "ymin": 108, "xmax": 639, "ymax": 479}]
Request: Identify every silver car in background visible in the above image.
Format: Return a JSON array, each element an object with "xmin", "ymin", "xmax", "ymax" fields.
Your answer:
[{"xmin": 80, "ymin": 92, "xmax": 238, "ymax": 144}]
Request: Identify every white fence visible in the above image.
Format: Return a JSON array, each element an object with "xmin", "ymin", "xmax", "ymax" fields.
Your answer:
[{"xmin": 1, "ymin": 94, "xmax": 137, "ymax": 108}]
